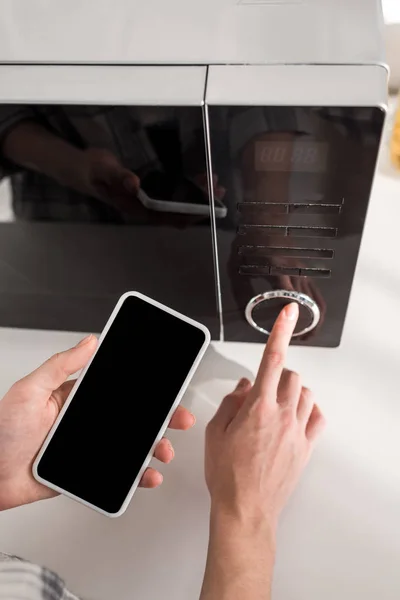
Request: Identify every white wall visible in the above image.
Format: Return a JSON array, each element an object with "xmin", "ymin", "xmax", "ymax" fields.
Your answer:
[
  {"xmin": 383, "ymin": 0, "xmax": 400, "ymax": 23},
  {"xmin": 383, "ymin": 0, "xmax": 400, "ymax": 91}
]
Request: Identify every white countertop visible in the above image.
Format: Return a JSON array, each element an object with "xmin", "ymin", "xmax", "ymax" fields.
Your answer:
[{"xmin": 0, "ymin": 122, "xmax": 399, "ymax": 599}]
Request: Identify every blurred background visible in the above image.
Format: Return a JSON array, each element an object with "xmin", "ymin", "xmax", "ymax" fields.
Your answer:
[{"xmin": 385, "ymin": 0, "xmax": 400, "ymax": 91}]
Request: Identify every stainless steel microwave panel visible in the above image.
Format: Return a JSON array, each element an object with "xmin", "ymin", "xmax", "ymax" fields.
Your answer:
[
  {"xmin": 0, "ymin": 0, "xmax": 386, "ymax": 66},
  {"xmin": 0, "ymin": 0, "xmax": 388, "ymax": 346}
]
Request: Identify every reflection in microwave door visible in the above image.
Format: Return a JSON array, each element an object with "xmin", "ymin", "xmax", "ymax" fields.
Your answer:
[{"xmin": 137, "ymin": 188, "xmax": 227, "ymax": 219}]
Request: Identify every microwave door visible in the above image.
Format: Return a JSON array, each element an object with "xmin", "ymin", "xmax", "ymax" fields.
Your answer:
[
  {"xmin": 0, "ymin": 65, "xmax": 221, "ymax": 337},
  {"xmin": 205, "ymin": 64, "xmax": 387, "ymax": 347}
]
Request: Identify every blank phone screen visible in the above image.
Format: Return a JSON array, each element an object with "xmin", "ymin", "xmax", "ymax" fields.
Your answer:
[{"xmin": 37, "ymin": 295, "xmax": 207, "ymax": 515}]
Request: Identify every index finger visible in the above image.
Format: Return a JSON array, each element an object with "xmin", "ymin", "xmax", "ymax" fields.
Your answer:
[{"xmin": 252, "ymin": 303, "xmax": 299, "ymax": 399}]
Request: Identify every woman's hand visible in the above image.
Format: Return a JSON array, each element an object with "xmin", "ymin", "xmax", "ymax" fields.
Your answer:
[
  {"xmin": 205, "ymin": 303, "xmax": 325, "ymax": 526},
  {"xmin": 0, "ymin": 335, "xmax": 195, "ymax": 511},
  {"xmin": 200, "ymin": 304, "xmax": 325, "ymax": 600}
]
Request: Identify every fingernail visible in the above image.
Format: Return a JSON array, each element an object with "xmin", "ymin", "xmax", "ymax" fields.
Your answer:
[
  {"xmin": 76, "ymin": 334, "xmax": 93, "ymax": 347},
  {"xmin": 189, "ymin": 413, "xmax": 196, "ymax": 426},
  {"xmin": 167, "ymin": 441, "xmax": 175, "ymax": 460},
  {"xmin": 285, "ymin": 303, "xmax": 299, "ymax": 321},
  {"xmin": 236, "ymin": 378, "xmax": 248, "ymax": 390}
]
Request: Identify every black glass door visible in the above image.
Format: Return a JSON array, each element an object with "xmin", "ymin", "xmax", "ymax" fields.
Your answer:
[
  {"xmin": 0, "ymin": 103, "xmax": 219, "ymax": 336},
  {"xmin": 207, "ymin": 105, "xmax": 385, "ymax": 346}
]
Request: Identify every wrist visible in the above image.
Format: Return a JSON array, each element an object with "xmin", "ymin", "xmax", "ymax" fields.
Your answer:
[
  {"xmin": 0, "ymin": 480, "xmax": 21, "ymax": 511},
  {"xmin": 202, "ymin": 503, "xmax": 276, "ymax": 600},
  {"xmin": 210, "ymin": 501, "xmax": 277, "ymax": 543},
  {"xmin": 0, "ymin": 476, "xmax": 49, "ymax": 512},
  {"xmin": 210, "ymin": 495, "xmax": 278, "ymax": 534}
]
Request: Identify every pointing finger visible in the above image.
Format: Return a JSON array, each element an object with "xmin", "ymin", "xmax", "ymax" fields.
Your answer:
[{"xmin": 251, "ymin": 303, "xmax": 298, "ymax": 402}]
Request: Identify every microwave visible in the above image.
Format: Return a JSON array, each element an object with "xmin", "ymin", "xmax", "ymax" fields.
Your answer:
[{"xmin": 0, "ymin": 0, "xmax": 387, "ymax": 346}]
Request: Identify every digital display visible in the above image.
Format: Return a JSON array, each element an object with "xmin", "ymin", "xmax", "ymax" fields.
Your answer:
[
  {"xmin": 36, "ymin": 295, "xmax": 207, "ymax": 515},
  {"xmin": 255, "ymin": 141, "xmax": 329, "ymax": 173}
]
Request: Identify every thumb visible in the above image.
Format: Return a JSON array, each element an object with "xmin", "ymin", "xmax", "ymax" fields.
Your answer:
[
  {"xmin": 104, "ymin": 163, "xmax": 139, "ymax": 194},
  {"xmin": 212, "ymin": 378, "xmax": 252, "ymax": 429},
  {"xmin": 122, "ymin": 170, "xmax": 140, "ymax": 194},
  {"xmin": 25, "ymin": 335, "xmax": 97, "ymax": 394}
]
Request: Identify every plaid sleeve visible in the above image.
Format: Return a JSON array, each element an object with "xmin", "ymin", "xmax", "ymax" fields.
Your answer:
[
  {"xmin": 0, "ymin": 557, "xmax": 81, "ymax": 600},
  {"xmin": 0, "ymin": 105, "xmax": 37, "ymax": 181}
]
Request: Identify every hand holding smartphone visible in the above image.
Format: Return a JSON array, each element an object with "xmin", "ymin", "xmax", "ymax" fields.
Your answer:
[{"xmin": 33, "ymin": 292, "xmax": 210, "ymax": 517}]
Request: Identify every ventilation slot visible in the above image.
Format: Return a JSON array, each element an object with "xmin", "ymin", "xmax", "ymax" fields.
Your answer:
[
  {"xmin": 238, "ymin": 225, "xmax": 287, "ymax": 235},
  {"xmin": 289, "ymin": 204, "xmax": 341, "ymax": 215},
  {"xmin": 270, "ymin": 267, "xmax": 303, "ymax": 276},
  {"xmin": 299, "ymin": 268, "xmax": 331, "ymax": 278},
  {"xmin": 238, "ymin": 203, "xmax": 342, "ymax": 215},
  {"xmin": 238, "ymin": 225, "xmax": 337, "ymax": 238},
  {"xmin": 288, "ymin": 227, "xmax": 337, "ymax": 238},
  {"xmin": 238, "ymin": 246, "xmax": 334, "ymax": 259},
  {"xmin": 239, "ymin": 265, "xmax": 271, "ymax": 276},
  {"xmin": 239, "ymin": 265, "xmax": 332, "ymax": 278}
]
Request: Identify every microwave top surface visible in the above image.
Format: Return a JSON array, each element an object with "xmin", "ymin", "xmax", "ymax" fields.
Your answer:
[{"xmin": 0, "ymin": 0, "xmax": 385, "ymax": 66}]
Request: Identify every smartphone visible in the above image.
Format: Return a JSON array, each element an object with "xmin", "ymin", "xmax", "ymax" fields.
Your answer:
[
  {"xmin": 137, "ymin": 187, "xmax": 227, "ymax": 219},
  {"xmin": 33, "ymin": 292, "xmax": 210, "ymax": 518},
  {"xmin": 137, "ymin": 174, "xmax": 228, "ymax": 220}
]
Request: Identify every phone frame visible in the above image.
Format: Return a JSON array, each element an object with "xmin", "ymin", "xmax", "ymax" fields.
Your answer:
[
  {"xmin": 137, "ymin": 188, "xmax": 227, "ymax": 219},
  {"xmin": 32, "ymin": 291, "xmax": 211, "ymax": 518}
]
